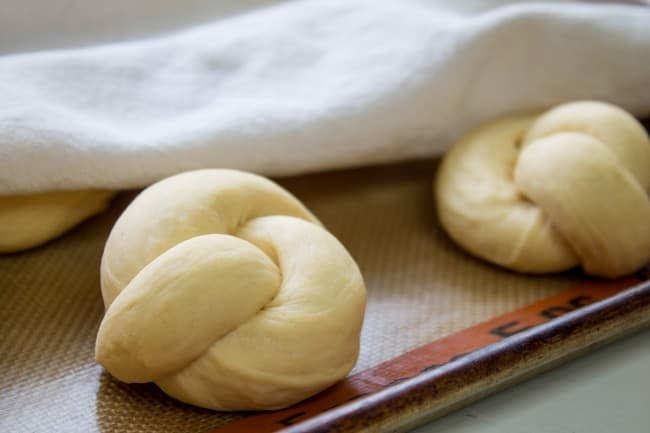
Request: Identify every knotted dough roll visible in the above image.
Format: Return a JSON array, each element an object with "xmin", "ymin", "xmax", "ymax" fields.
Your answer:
[
  {"xmin": 0, "ymin": 190, "xmax": 114, "ymax": 253},
  {"xmin": 96, "ymin": 169, "xmax": 366, "ymax": 411},
  {"xmin": 435, "ymin": 101, "xmax": 650, "ymax": 278}
]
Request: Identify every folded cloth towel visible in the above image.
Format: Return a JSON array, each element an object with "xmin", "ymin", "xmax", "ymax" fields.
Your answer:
[{"xmin": 1, "ymin": 0, "xmax": 649, "ymax": 195}]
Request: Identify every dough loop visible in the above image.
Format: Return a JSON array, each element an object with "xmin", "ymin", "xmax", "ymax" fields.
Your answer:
[
  {"xmin": 96, "ymin": 169, "xmax": 366, "ymax": 411},
  {"xmin": 435, "ymin": 101, "xmax": 650, "ymax": 278}
]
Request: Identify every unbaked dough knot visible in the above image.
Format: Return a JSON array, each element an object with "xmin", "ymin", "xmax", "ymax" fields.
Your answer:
[
  {"xmin": 95, "ymin": 169, "xmax": 366, "ymax": 411},
  {"xmin": 436, "ymin": 101, "xmax": 650, "ymax": 278}
]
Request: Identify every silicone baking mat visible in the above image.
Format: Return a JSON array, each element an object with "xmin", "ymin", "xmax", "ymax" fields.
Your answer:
[{"xmin": 1, "ymin": 160, "xmax": 649, "ymax": 432}]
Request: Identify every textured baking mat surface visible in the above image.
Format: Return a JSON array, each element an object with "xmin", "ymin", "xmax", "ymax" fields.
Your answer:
[{"xmin": 0, "ymin": 160, "xmax": 585, "ymax": 433}]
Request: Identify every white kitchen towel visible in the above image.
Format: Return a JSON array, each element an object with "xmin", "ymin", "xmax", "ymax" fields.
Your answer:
[{"xmin": 1, "ymin": 0, "xmax": 649, "ymax": 194}]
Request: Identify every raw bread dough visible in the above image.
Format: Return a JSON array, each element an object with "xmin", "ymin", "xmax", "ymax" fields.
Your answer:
[
  {"xmin": 435, "ymin": 101, "xmax": 650, "ymax": 278},
  {"xmin": 0, "ymin": 190, "xmax": 114, "ymax": 253},
  {"xmin": 96, "ymin": 169, "xmax": 366, "ymax": 411}
]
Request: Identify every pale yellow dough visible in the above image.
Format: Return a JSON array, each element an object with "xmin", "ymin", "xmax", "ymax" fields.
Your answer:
[
  {"xmin": 0, "ymin": 190, "xmax": 114, "ymax": 253},
  {"xmin": 95, "ymin": 169, "xmax": 366, "ymax": 411},
  {"xmin": 435, "ymin": 101, "xmax": 650, "ymax": 278}
]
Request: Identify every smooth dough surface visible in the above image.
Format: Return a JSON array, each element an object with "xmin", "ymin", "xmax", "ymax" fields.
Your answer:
[
  {"xmin": 0, "ymin": 190, "xmax": 114, "ymax": 253},
  {"xmin": 435, "ymin": 101, "xmax": 650, "ymax": 278},
  {"xmin": 96, "ymin": 169, "xmax": 366, "ymax": 411}
]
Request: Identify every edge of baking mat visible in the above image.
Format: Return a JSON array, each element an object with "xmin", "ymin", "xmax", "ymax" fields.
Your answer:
[{"xmin": 209, "ymin": 272, "xmax": 650, "ymax": 433}]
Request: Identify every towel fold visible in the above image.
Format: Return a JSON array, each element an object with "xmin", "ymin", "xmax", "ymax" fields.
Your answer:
[{"xmin": 1, "ymin": 0, "xmax": 649, "ymax": 194}]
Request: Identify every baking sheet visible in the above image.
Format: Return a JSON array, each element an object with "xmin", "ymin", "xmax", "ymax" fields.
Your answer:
[{"xmin": 1, "ymin": 160, "xmax": 640, "ymax": 432}]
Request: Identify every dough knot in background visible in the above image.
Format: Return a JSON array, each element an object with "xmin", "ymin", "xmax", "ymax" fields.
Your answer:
[
  {"xmin": 435, "ymin": 101, "xmax": 650, "ymax": 278},
  {"xmin": 95, "ymin": 169, "xmax": 366, "ymax": 411},
  {"xmin": 0, "ymin": 190, "xmax": 114, "ymax": 253}
]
